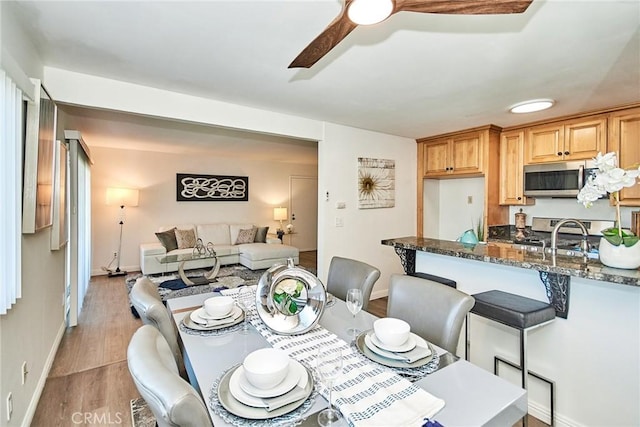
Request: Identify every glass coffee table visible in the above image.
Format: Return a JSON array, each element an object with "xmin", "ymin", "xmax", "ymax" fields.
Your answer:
[{"xmin": 158, "ymin": 251, "xmax": 234, "ymax": 285}]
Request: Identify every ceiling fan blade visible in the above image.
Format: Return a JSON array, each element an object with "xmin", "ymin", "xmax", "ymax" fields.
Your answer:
[
  {"xmin": 288, "ymin": 6, "xmax": 358, "ymax": 69},
  {"xmin": 395, "ymin": 0, "xmax": 533, "ymax": 15}
]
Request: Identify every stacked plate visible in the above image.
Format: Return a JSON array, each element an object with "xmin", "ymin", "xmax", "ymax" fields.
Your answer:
[
  {"xmin": 356, "ymin": 330, "xmax": 434, "ymax": 368},
  {"xmin": 217, "ymin": 358, "xmax": 314, "ymax": 419},
  {"xmin": 182, "ymin": 305, "xmax": 244, "ymax": 331}
]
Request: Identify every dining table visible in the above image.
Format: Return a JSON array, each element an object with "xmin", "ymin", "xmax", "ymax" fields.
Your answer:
[{"xmin": 167, "ymin": 288, "xmax": 527, "ymax": 427}]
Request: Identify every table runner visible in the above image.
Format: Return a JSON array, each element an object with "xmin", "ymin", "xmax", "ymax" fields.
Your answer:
[{"xmin": 222, "ymin": 287, "xmax": 445, "ymax": 427}]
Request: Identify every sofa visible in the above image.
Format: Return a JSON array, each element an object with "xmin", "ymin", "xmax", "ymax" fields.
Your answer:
[{"xmin": 139, "ymin": 223, "xmax": 299, "ymax": 275}]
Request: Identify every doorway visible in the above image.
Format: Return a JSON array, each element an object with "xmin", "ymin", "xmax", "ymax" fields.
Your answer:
[{"xmin": 289, "ymin": 176, "xmax": 318, "ymax": 252}]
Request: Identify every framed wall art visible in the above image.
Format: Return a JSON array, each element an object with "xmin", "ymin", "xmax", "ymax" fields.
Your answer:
[
  {"xmin": 176, "ymin": 173, "xmax": 249, "ymax": 202},
  {"xmin": 357, "ymin": 157, "xmax": 395, "ymax": 209},
  {"xmin": 23, "ymin": 80, "xmax": 57, "ymax": 233}
]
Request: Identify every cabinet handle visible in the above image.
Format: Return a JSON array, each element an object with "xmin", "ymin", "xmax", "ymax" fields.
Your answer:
[
  {"xmin": 557, "ymin": 152, "xmax": 562, "ymax": 156},
  {"xmin": 564, "ymin": 151, "xmax": 570, "ymax": 155},
  {"xmin": 517, "ymin": 197, "xmax": 522, "ymax": 200}
]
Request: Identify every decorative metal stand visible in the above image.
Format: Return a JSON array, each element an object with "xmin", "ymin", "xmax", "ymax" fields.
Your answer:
[
  {"xmin": 539, "ymin": 272, "xmax": 570, "ymax": 319},
  {"xmin": 393, "ymin": 247, "xmax": 416, "ymax": 274}
]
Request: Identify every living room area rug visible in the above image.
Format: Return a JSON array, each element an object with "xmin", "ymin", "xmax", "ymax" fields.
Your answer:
[{"xmin": 125, "ymin": 264, "xmax": 270, "ymax": 317}]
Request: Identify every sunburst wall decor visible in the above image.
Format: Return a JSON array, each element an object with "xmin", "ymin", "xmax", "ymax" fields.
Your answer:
[{"xmin": 358, "ymin": 157, "xmax": 395, "ymax": 209}]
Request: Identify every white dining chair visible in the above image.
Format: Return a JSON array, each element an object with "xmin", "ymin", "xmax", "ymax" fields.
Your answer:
[
  {"xmin": 129, "ymin": 276, "xmax": 186, "ymax": 378},
  {"xmin": 326, "ymin": 256, "xmax": 381, "ymax": 310},
  {"xmin": 387, "ymin": 274, "xmax": 475, "ymax": 354},
  {"xmin": 127, "ymin": 325, "xmax": 212, "ymax": 427}
]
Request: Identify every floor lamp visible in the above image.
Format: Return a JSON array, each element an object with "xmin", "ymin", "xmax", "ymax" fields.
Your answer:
[{"xmin": 106, "ymin": 187, "xmax": 139, "ymax": 277}]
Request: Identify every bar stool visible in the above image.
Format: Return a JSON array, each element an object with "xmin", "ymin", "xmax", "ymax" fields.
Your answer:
[{"xmin": 465, "ymin": 290, "xmax": 556, "ymax": 426}]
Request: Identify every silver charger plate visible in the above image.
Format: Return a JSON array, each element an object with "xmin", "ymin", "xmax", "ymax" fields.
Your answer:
[
  {"xmin": 354, "ymin": 330, "xmax": 436, "ymax": 368},
  {"xmin": 255, "ymin": 259, "xmax": 326, "ymax": 335},
  {"xmin": 182, "ymin": 309, "xmax": 244, "ymax": 331},
  {"xmin": 217, "ymin": 363, "xmax": 314, "ymax": 420}
]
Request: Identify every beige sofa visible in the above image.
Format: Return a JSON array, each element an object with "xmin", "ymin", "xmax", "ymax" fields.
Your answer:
[{"xmin": 139, "ymin": 223, "xmax": 299, "ymax": 275}]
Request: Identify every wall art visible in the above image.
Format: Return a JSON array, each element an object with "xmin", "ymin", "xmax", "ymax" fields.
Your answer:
[
  {"xmin": 358, "ymin": 157, "xmax": 395, "ymax": 209},
  {"xmin": 23, "ymin": 80, "xmax": 57, "ymax": 233},
  {"xmin": 177, "ymin": 173, "xmax": 249, "ymax": 202}
]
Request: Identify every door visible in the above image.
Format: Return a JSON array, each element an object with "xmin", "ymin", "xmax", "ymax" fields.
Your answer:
[{"xmin": 289, "ymin": 176, "xmax": 318, "ymax": 251}]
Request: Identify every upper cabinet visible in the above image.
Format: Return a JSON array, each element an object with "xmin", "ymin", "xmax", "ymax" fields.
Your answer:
[
  {"xmin": 524, "ymin": 116, "xmax": 606, "ymax": 164},
  {"xmin": 499, "ymin": 130, "xmax": 531, "ymax": 205},
  {"xmin": 421, "ymin": 130, "xmax": 483, "ymax": 177},
  {"xmin": 609, "ymin": 107, "xmax": 640, "ymax": 206}
]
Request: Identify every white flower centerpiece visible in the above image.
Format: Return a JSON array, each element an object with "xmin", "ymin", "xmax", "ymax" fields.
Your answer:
[
  {"xmin": 577, "ymin": 152, "xmax": 640, "ymax": 269},
  {"xmin": 273, "ymin": 278, "xmax": 305, "ymax": 315}
]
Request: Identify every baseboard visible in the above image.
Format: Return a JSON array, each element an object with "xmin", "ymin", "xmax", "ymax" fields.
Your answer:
[
  {"xmin": 529, "ymin": 399, "xmax": 582, "ymax": 427},
  {"xmin": 21, "ymin": 321, "xmax": 65, "ymax": 427},
  {"xmin": 92, "ymin": 264, "xmax": 140, "ymax": 277}
]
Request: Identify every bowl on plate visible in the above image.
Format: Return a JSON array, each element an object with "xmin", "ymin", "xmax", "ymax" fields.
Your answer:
[
  {"xmin": 374, "ymin": 317, "xmax": 410, "ymax": 347},
  {"xmin": 243, "ymin": 348, "xmax": 290, "ymax": 390},
  {"xmin": 204, "ymin": 296, "xmax": 235, "ymax": 318}
]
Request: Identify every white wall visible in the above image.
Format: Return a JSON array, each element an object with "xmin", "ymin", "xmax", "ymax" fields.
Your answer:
[
  {"xmin": 318, "ymin": 123, "xmax": 416, "ymax": 298},
  {"xmin": 0, "ymin": 4, "xmax": 66, "ymax": 426},
  {"xmin": 90, "ymin": 146, "xmax": 317, "ymax": 275},
  {"xmin": 415, "ymin": 252, "xmax": 640, "ymax": 427}
]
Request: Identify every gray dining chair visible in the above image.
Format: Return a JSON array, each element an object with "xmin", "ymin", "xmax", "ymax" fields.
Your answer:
[
  {"xmin": 130, "ymin": 276, "xmax": 186, "ymax": 378},
  {"xmin": 127, "ymin": 325, "xmax": 213, "ymax": 427},
  {"xmin": 387, "ymin": 274, "xmax": 475, "ymax": 354},
  {"xmin": 326, "ymin": 256, "xmax": 381, "ymax": 310}
]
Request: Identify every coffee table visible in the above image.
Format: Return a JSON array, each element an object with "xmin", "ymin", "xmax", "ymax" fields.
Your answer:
[{"xmin": 158, "ymin": 252, "xmax": 235, "ymax": 285}]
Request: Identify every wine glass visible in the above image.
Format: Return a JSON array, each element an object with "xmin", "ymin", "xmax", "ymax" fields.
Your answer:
[
  {"xmin": 237, "ymin": 287, "xmax": 254, "ymax": 334},
  {"xmin": 317, "ymin": 347, "xmax": 343, "ymax": 426},
  {"xmin": 346, "ymin": 288, "xmax": 363, "ymax": 338}
]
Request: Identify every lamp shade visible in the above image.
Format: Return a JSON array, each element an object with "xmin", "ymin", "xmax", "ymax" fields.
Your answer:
[
  {"xmin": 273, "ymin": 207, "xmax": 288, "ymax": 221},
  {"xmin": 106, "ymin": 187, "xmax": 139, "ymax": 207}
]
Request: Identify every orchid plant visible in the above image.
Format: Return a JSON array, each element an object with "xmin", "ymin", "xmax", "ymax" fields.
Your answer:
[{"xmin": 577, "ymin": 152, "xmax": 640, "ymax": 247}]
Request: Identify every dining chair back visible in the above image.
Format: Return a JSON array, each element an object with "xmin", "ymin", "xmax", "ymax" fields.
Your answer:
[
  {"xmin": 130, "ymin": 276, "xmax": 185, "ymax": 378},
  {"xmin": 326, "ymin": 256, "xmax": 381, "ymax": 310},
  {"xmin": 387, "ymin": 274, "xmax": 475, "ymax": 354},
  {"xmin": 127, "ymin": 325, "xmax": 213, "ymax": 427}
]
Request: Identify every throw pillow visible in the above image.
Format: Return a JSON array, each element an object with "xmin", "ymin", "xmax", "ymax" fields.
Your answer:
[
  {"xmin": 175, "ymin": 228, "xmax": 197, "ymax": 249},
  {"xmin": 155, "ymin": 228, "xmax": 178, "ymax": 252},
  {"xmin": 254, "ymin": 226, "xmax": 269, "ymax": 243},
  {"xmin": 236, "ymin": 227, "xmax": 257, "ymax": 244}
]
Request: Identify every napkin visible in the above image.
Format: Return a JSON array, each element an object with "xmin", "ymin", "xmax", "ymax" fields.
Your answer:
[
  {"xmin": 262, "ymin": 385, "xmax": 309, "ymax": 412},
  {"xmin": 366, "ymin": 333, "xmax": 432, "ymax": 363}
]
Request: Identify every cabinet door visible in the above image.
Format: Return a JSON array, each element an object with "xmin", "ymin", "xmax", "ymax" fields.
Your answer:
[
  {"xmin": 450, "ymin": 134, "xmax": 482, "ymax": 174},
  {"xmin": 499, "ymin": 130, "xmax": 528, "ymax": 205},
  {"xmin": 423, "ymin": 139, "xmax": 450, "ymax": 177},
  {"xmin": 525, "ymin": 124, "xmax": 564, "ymax": 164},
  {"xmin": 609, "ymin": 108, "xmax": 640, "ymax": 205},
  {"xmin": 564, "ymin": 117, "xmax": 606, "ymax": 161}
]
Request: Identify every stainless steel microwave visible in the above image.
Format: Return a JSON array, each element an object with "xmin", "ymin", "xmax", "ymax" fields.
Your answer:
[{"xmin": 523, "ymin": 161, "xmax": 596, "ymax": 197}]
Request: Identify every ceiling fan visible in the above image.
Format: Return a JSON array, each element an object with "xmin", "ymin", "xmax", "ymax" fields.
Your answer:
[{"xmin": 289, "ymin": 0, "xmax": 534, "ymax": 68}]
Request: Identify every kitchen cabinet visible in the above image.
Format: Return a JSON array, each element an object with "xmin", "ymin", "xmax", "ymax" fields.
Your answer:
[
  {"xmin": 524, "ymin": 117, "xmax": 606, "ymax": 164},
  {"xmin": 609, "ymin": 107, "xmax": 640, "ymax": 206},
  {"xmin": 499, "ymin": 130, "xmax": 532, "ymax": 205},
  {"xmin": 422, "ymin": 132, "xmax": 483, "ymax": 177}
]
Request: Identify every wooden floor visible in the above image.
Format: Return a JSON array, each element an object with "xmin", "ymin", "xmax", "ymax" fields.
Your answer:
[{"xmin": 32, "ymin": 250, "xmax": 545, "ymax": 427}]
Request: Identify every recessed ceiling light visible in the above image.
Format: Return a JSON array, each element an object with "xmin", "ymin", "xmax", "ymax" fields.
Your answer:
[
  {"xmin": 509, "ymin": 99, "xmax": 555, "ymax": 114},
  {"xmin": 348, "ymin": 0, "xmax": 394, "ymax": 25}
]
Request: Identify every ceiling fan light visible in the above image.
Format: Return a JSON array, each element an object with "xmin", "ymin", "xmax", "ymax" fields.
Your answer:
[
  {"xmin": 509, "ymin": 99, "xmax": 555, "ymax": 114},
  {"xmin": 347, "ymin": 0, "xmax": 394, "ymax": 25}
]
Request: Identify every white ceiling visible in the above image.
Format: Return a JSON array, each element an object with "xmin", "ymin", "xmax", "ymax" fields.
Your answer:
[{"xmin": 9, "ymin": 0, "xmax": 640, "ymax": 151}]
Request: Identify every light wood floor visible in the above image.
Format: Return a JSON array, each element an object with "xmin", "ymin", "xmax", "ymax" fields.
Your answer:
[{"xmin": 32, "ymin": 250, "xmax": 545, "ymax": 427}]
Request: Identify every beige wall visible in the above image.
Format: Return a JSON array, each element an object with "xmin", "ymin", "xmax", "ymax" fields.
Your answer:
[
  {"xmin": 89, "ymin": 145, "xmax": 318, "ymax": 275},
  {"xmin": 1, "ymin": 3, "xmax": 67, "ymax": 425}
]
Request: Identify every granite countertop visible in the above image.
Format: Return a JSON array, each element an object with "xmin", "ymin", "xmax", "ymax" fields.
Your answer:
[{"xmin": 382, "ymin": 236, "xmax": 640, "ymax": 287}]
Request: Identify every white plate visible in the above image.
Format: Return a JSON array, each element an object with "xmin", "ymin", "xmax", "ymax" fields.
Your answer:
[
  {"xmin": 370, "ymin": 332, "xmax": 416, "ymax": 352},
  {"xmin": 182, "ymin": 309, "xmax": 243, "ymax": 331},
  {"xmin": 190, "ymin": 306, "xmax": 241, "ymax": 325},
  {"xmin": 218, "ymin": 363, "xmax": 314, "ymax": 420},
  {"xmin": 229, "ymin": 359, "xmax": 307, "ymax": 407},
  {"xmin": 194, "ymin": 306, "xmax": 237, "ymax": 321},
  {"xmin": 365, "ymin": 333, "xmax": 432, "ymax": 362},
  {"xmin": 237, "ymin": 361, "xmax": 301, "ymax": 398},
  {"xmin": 355, "ymin": 331, "xmax": 435, "ymax": 369}
]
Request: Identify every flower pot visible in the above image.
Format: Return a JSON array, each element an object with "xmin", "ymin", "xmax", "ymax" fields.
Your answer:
[{"xmin": 599, "ymin": 237, "xmax": 640, "ymax": 269}]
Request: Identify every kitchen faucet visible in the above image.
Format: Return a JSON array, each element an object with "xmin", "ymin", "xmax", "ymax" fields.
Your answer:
[{"xmin": 550, "ymin": 218, "xmax": 590, "ymax": 256}]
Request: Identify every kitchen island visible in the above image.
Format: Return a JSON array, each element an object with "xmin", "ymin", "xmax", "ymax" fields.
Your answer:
[{"xmin": 381, "ymin": 236, "xmax": 640, "ymax": 427}]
